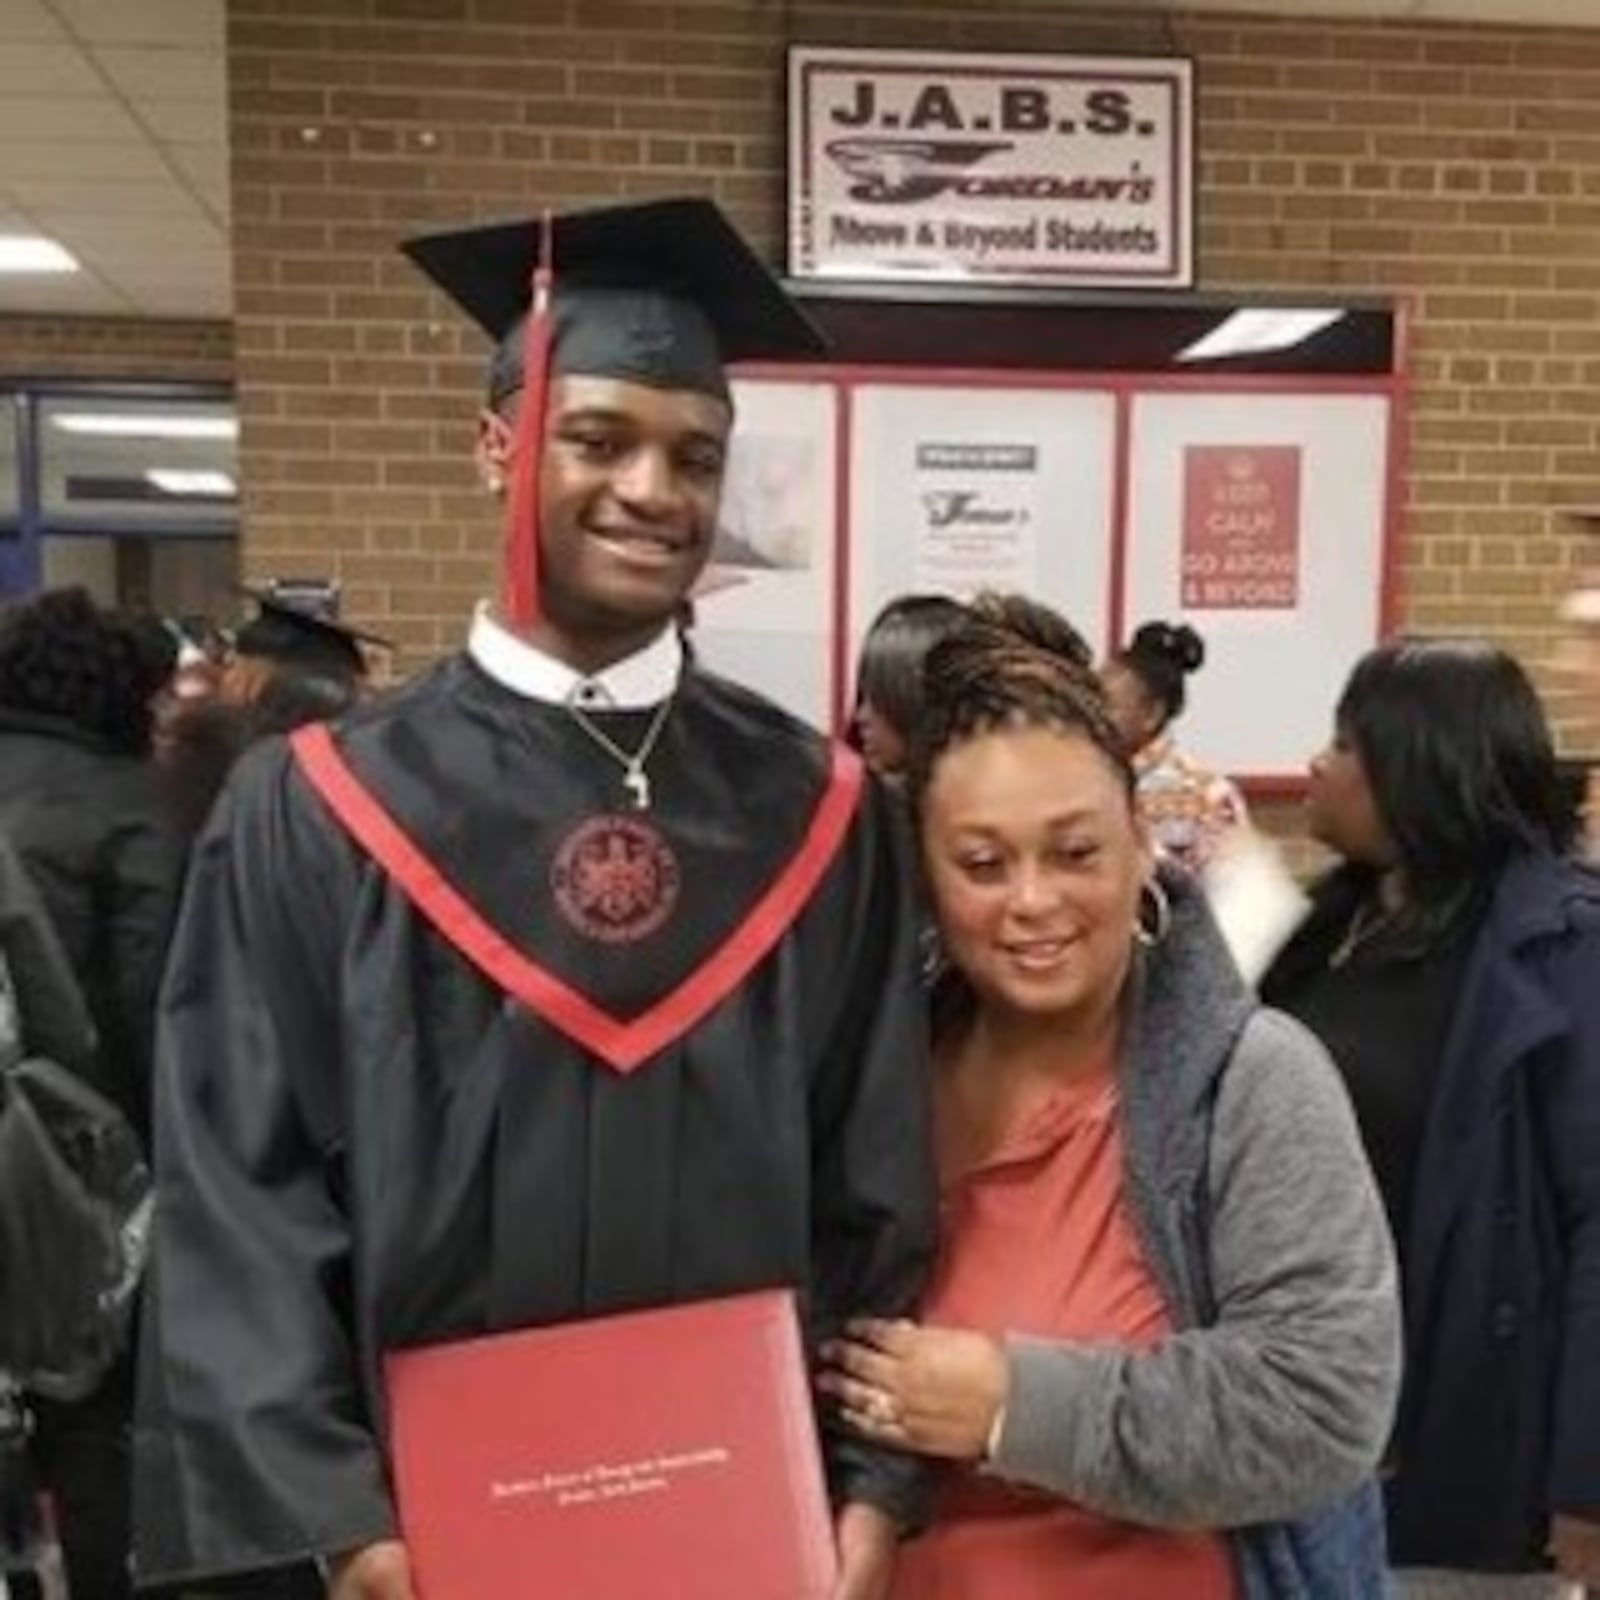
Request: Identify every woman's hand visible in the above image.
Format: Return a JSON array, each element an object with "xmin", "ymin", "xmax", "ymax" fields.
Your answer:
[
  {"xmin": 324, "ymin": 1540, "xmax": 415, "ymax": 1600},
  {"xmin": 1550, "ymin": 1512, "xmax": 1600, "ymax": 1586},
  {"xmin": 819, "ymin": 1317, "xmax": 1009, "ymax": 1462}
]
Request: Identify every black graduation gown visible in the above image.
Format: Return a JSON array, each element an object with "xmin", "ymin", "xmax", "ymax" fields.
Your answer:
[{"xmin": 133, "ymin": 655, "xmax": 936, "ymax": 1584}]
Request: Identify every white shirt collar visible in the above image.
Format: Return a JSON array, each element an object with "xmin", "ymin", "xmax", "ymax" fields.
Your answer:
[{"xmin": 466, "ymin": 603, "xmax": 683, "ymax": 709}]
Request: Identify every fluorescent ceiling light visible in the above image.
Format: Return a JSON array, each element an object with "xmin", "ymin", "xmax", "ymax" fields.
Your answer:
[
  {"xmin": 53, "ymin": 413, "xmax": 238, "ymax": 441},
  {"xmin": 146, "ymin": 469, "xmax": 237, "ymax": 497},
  {"xmin": 1176, "ymin": 309, "xmax": 1346, "ymax": 363},
  {"xmin": 0, "ymin": 235, "xmax": 79, "ymax": 274}
]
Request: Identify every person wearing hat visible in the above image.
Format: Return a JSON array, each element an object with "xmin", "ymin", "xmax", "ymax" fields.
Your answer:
[
  {"xmin": 134, "ymin": 198, "xmax": 935, "ymax": 1600},
  {"xmin": 221, "ymin": 586, "xmax": 390, "ymax": 707}
]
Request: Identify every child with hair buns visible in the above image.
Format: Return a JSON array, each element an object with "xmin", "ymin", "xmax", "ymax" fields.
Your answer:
[{"xmin": 1100, "ymin": 621, "xmax": 1247, "ymax": 876}]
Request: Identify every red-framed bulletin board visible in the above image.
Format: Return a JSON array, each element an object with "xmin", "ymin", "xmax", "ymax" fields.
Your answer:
[{"xmin": 695, "ymin": 328, "xmax": 1404, "ymax": 791}]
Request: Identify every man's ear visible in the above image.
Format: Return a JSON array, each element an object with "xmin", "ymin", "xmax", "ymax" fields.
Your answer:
[{"xmin": 475, "ymin": 407, "xmax": 510, "ymax": 494}]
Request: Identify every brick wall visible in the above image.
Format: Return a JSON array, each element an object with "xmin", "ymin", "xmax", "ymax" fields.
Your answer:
[
  {"xmin": 0, "ymin": 315, "xmax": 233, "ymax": 384},
  {"xmin": 228, "ymin": 0, "xmax": 1600, "ymax": 741}
]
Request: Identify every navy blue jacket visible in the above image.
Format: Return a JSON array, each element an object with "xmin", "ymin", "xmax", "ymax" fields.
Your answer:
[{"xmin": 1386, "ymin": 853, "xmax": 1600, "ymax": 1569}]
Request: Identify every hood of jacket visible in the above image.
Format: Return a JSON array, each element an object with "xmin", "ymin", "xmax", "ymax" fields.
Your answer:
[{"xmin": 1118, "ymin": 864, "xmax": 1257, "ymax": 1208}]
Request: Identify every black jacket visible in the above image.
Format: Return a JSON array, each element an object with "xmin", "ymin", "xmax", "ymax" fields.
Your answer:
[
  {"xmin": 0, "ymin": 828, "xmax": 97, "ymax": 1077},
  {"xmin": 1271, "ymin": 853, "xmax": 1600, "ymax": 1571},
  {"xmin": 0, "ymin": 710, "xmax": 179, "ymax": 1138}
]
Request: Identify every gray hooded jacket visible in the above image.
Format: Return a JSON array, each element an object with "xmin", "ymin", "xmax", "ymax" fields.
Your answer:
[{"xmin": 988, "ymin": 870, "xmax": 1403, "ymax": 1592}]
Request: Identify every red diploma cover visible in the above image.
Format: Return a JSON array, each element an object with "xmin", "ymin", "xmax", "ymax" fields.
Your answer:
[{"xmin": 385, "ymin": 1289, "xmax": 837, "ymax": 1599}]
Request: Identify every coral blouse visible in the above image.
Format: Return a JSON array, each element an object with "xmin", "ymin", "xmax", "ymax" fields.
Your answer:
[{"xmin": 892, "ymin": 1063, "xmax": 1238, "ymax": 1600}]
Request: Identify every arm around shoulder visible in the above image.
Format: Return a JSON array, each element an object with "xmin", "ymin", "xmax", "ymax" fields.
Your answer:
[{"xmin": 808, "ymin": 779, "xmax": 938, "ymax": 1533}]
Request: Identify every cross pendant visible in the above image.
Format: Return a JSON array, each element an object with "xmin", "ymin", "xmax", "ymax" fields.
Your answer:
[{"xmin": 623, "ymin": 766, "xmax": 651, "ymax": 810}]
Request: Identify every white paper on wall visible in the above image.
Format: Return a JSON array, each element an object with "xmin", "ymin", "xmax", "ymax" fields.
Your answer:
[
  {"xmin": 692, "ymin": 378, "xmax": 838, "ymax": 731},
  {"xmin": 847, "ymin": 383, "xmax": 1118, "ymax": 701}
]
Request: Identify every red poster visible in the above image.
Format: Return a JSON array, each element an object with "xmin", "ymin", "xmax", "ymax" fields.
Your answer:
[{"xmin": 1180, "ymin": 446, "xmax": 1302, "ymax": 610}]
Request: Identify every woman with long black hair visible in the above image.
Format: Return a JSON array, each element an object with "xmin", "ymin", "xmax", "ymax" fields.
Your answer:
[
  {"xmin": 851, "ymin": 595, "xmax": 971, "ymax": 783},
  {"xmin": 1263, "ymin": 639, "xmax": 1600, "ymax": 1598}
]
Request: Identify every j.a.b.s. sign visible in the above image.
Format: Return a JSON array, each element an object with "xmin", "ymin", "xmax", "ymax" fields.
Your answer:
[{"xmin": 788, "ymin": 48, "xmax": 1193, "ymax": 289}]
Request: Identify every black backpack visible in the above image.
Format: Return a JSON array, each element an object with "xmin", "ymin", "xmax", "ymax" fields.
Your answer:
[{"xmin": 0, "ymin": 840, "xmax": 152, "ymax": 1404}]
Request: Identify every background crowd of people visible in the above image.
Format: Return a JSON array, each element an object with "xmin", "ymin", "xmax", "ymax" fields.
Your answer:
[
  {"xmin": 0, "ymin": 584, "xmax": 382, "ymax": 1600},
  {"xmin": 3, "ymin": 568, "xmax": 1595, "ymax": 1599}
]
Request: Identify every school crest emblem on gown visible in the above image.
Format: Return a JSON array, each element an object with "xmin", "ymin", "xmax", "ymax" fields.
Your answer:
[{"xmin": 550, "ymin": 815, "xmax": 681, "ymax": 945}]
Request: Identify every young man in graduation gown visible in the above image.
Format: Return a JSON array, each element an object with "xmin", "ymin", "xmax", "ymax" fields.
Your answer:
[{"xmin": 134, "ymin": 197, "xmax": 936, "ymax": 1600}]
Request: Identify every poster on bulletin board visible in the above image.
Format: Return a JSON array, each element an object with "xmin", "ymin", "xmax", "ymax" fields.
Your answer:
[
  {"xmin": 1122, "ymin": 390, "xmax": 1394, "ymax": 781},
  {"xmin": 689, "ymin": 379, "xmax": 838, "ymax": 730},
  {"xmin": 847, "ymin": 383, "xmax": 1119, "ymax": 695},
  {"xmin": 1180, "ymin": 445, "xmax": 1303, "ymax": 612}
]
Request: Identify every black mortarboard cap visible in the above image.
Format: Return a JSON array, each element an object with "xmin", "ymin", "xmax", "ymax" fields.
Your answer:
[
  {"xmin": 234, "ymin": 586, "xmax": 392, "ymax": 681},
  {"xmin": 401, "ymin": 197, "xmax": 828, "ymax": 407}
]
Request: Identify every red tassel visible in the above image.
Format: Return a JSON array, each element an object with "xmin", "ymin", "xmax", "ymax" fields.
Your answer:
[{"xmin": 502, "ymin": 212, "xmax": 554, "ymax": 630}]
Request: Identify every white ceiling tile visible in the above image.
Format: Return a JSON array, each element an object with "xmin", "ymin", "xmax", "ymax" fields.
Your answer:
[
  {"xmin": 0, "ymin": 0, "xmax": 69, "ymax": 44},
  {"xmin": 135, "ymin": 97, "xmax": 224, "ymax": 145},
  {"xmin": 45, "ymin": 214, "xmax": 226, "ymax": 258},
  {"xmin": 93, "ymin": 46, "xmax": 223, "ymax": 103},
  {"xmin": 163, "ymin": 141, "xmax": 226, "ymax": 192},
  {"xmin": 109, "ymin": 277, "xmax": 231, "ymax": 318},
  {"xmin": 52, "ymin": 0, "xmax": 225, "ymax": 51},
  {"xmin": 110, "ymin": 239, "xmax": 231, "ymax": 275},
  {"xmin": 0, "ymin": 42, "xmax": 105, "ymax": 95},
  {"xmin": 0, "ymin": 273, "xmax": 129, "ymax": 316},
  {"xmin": 8, "ymin": 176, "xmax": 208, "ymax": 220},
  {"xmin": 0, "ymin": 139, "xmax": 173, "ymax": 183},
  {"xmin": 160, "ymin": 142, "xmax": 229, "ymax": 220},
  {"xmin": 113, "ymin": 272, "xmax": 232, "ymax": 304},
  {"xmin": 63, "ymin": 231, "xmax": 229, "ymax": 315},
  {"xmin": 114, "ymin": 263, "xmax": 232, "ymax": 290},
  {"xmin": 0, "ymin": 96, "xmax": 145, "ymax": 145}
]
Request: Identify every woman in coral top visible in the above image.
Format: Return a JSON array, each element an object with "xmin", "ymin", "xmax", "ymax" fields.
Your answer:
[{"xmin": 821, "ymin": 597, "xmax": 1402, "ymax": 1599}]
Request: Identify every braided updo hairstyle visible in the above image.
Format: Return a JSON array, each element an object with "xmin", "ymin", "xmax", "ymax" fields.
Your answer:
[
  {"xmin": 906, "ymin": 594, "xmax": 1138, "ymax": 1036},
  {"xmin": 904, "ymin": 592, "xmax": 1132, "ymax": 818}
]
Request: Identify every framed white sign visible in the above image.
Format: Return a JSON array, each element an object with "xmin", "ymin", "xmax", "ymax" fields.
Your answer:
[{"xmin": 789, "ymin": 47, "xmax": 1194, "ymax": 288}]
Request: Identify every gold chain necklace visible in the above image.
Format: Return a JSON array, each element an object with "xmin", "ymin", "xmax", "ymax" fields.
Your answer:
[
  {"xmin": 1327, "ymin": 900, "xmax": 1396, "ymax": 969},
  {"xmin": 564, "ymin": 695, "xmax": 674, "ymax": 811}
]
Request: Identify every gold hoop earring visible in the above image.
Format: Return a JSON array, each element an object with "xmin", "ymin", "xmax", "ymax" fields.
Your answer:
[{"xmin": 1135, "ymin": 876, "xmax": 1172, "ymax": 947}]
